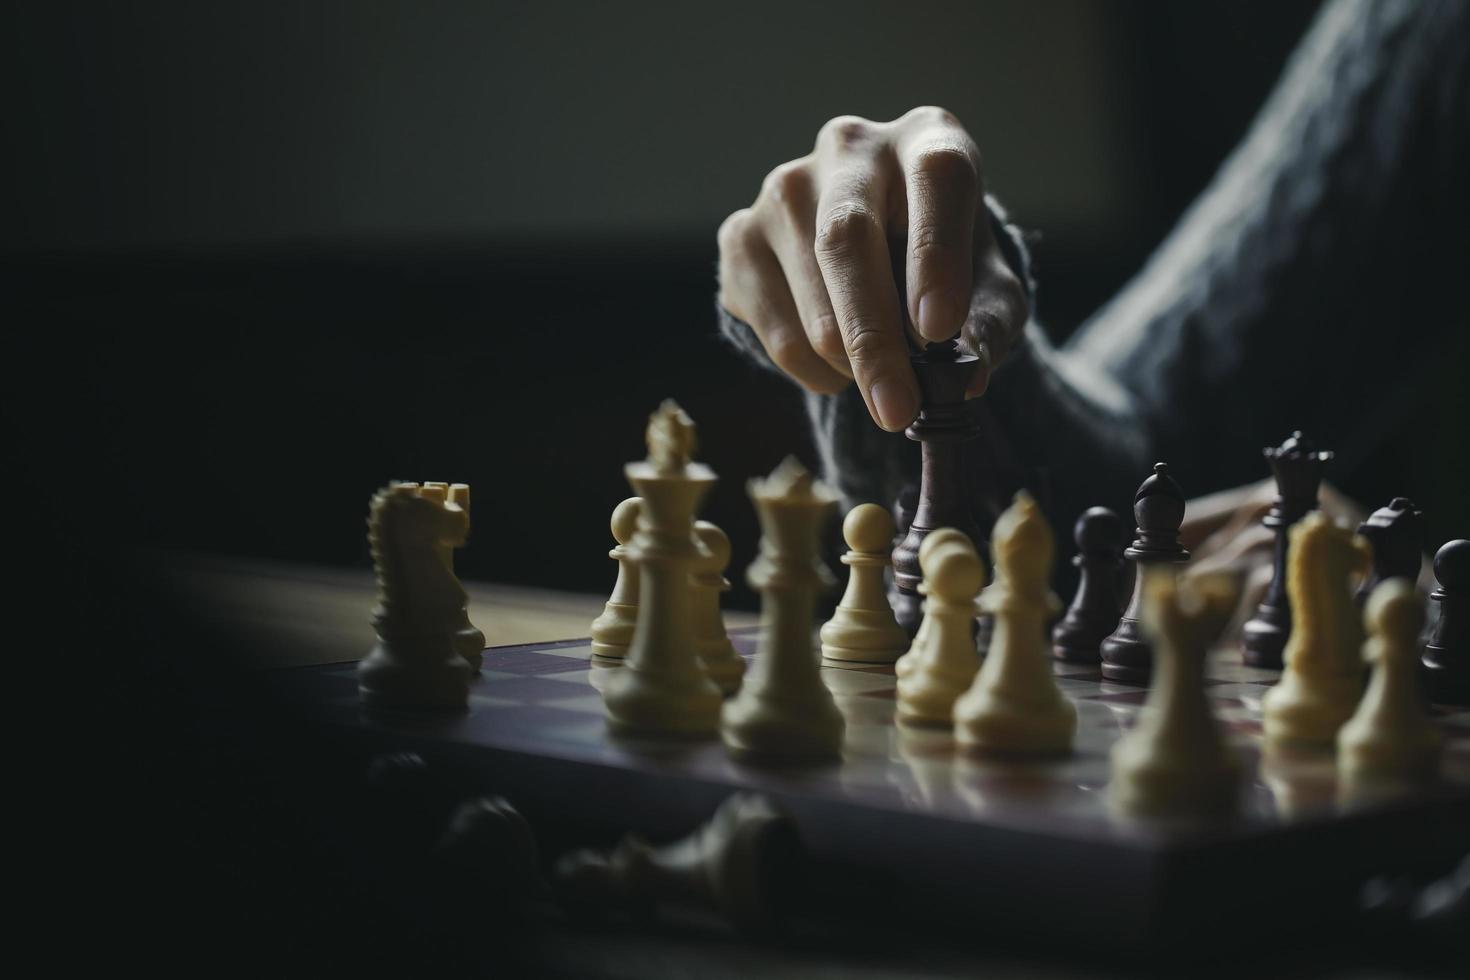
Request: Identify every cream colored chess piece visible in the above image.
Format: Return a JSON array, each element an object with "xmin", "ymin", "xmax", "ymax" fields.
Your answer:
[
  {"xmin": 1337, "ymin": 579, "xmax": 1443, "ymax": 795},
  {"xmin": 590, "ymin": 497, "xmax": 643, "ymax": 662},
  {"xmin": 358, "ymin": 482, "xmax": 475, "ymax": 710},
  {"xmin": 895, "ymin": 537, "xmax": 985, "ymax": 726},
  {"xmin": 692, "ymin": 520, "xmax": 746, "ymax": 694},
  {"xmin": 894, "ymin": 527, "xmax": 973, "ymax": 682},
  {"xmin": 602, "ymin": 402, "xmax": 723, "ymax": 737},
  {"xmin": 954, "ymin": 491, "xmax": 1075, "ymax": 756},
  {"xmin": 1110, "ymin": 570, "xmax": 1240, "ymax": 817},
  {"xmin": 721, "ymin": 457, "xmax": 844, "ymax": 762},
  {"xmin": 1262, "ymin": 512, "xmax": 1373, "ymax": 747},
  {"xmin": 821, "ymin": 504, "xmax": 909, "ymax": 664},
  {"xmin": 415, "ymin": 482, "xmax": 485, "ymax": 670}
]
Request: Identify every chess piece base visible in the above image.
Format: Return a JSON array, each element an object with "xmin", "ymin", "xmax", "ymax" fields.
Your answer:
[
  {"xmin": 358, "ymin": 640, "xmax": 472, "ymax": 711},
  {"xmin": 1241, "ymin": 602, "xmax": 1290, "ymax": 670},
  {"xmin": 1100, "ymin": 617, "xmax": 1151, "ymax": 684}
]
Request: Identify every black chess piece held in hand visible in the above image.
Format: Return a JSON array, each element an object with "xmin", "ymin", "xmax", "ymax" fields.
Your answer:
[
  {"xmin": 1100, "ymin": 464, "xmax": 1190, "ymax": 684},
  {"xmin": 1424, "ymin": 539, "xmax": 1469, "ymax": 706},
  {"xmin": 889, "ymin": 340, "xmax": 984, "ymax": 636},
  {"xmin": 1242, "ymin": 431, "xmax": 1333, "ymax": 669},
  {"xmin": 1052, "ymin": 507, "xmax": 1125, "ymax": 664}
]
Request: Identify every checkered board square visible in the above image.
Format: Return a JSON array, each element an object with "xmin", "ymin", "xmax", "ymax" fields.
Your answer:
[{"xmin": 273, "ymin": 626, "xmax": 1470, "ymax": 949}]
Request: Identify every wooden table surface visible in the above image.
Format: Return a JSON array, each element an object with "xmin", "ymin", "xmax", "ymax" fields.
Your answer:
[{"xmin": 154, "ymin": 551, "xmax": 757, "ymax": 668}]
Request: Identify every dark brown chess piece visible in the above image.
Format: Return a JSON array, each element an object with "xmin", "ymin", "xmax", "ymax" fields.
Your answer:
[
  {"xmin": 1423, "ymin": 539, "xmax": 1469, "ymax": 706},
  {"xmin": 889, "ymin": 340, "xmax": 984, "ymax": 636},
  {"xmin": 1241, "ymin": 431, "xmax": 1333, "ymax": 669},
  {"xmin": 1355, "ymin": 497, "xmax": 1425, "ymax": 605},
  {"xmin": 1100, "ymin": 464, "xmax": 1190, "ymax": 683},
  {"xmin": 1052, "ymin": 507, "xmax": 1125, "ymax": 664}
]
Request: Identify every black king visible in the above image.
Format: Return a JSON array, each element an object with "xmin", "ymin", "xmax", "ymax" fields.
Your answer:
[{"xmin": 1241, "ymin": 431, "xmax": 1333, "ymax": 669}]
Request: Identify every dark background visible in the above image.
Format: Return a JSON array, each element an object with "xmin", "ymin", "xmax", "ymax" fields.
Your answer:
[
  {"xmin": 9, "ymin": 3, "xmax": 1470, "ymax": 974},
  {"xmin": 5, "ymin": 0, "xmax": 1389, "ymax": 613}
]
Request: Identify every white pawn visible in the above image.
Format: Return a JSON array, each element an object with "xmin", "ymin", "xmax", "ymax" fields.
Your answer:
[
  {"xmin": 1263, "ymin": 512, "xmax": 1373, "ymax": 747},
  {"xmin": 896, "ymin": 537, "xmax": 985, "ymax": 726},
  {"xmin": 821, "ymin": 504, "xmax": 909, "ymax": 664},
  {"xmin": 691, "ymin": 520, "xmax": 746, "ymax": 694},
  {"xmin": 893, "ymin": 527, "xmax": 973, "ymax": 682},
  {"xmin": 1110, "ymin": 570, "xmax": 1240, "ymax": 817},
  {"xmin": 1338, "ymin": 579, "xmax": 1443, "ymax": 793},
  {"xmin": 721, "ymin": 457, "xmax": 844, "ymax": 762},
  {"xmin": 591, "ymin": 497, "xmax": 643, "ymax": 662},
  {"xmin": 954, "ymin": 491, "xmax": 1075, "ymax": 756},
  {"xmin": 602, "ymin": 402, "xmax": 723, "ymax": 737}
]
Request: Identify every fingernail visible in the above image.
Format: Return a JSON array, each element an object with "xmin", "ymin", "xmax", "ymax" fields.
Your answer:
[
  {"xmin": 917, "ymin": 292, "xmax": 958, "ymax": 341},
  {"xmin": 870, "ymin": 378, "xmax": 917, "ymax": 431}
]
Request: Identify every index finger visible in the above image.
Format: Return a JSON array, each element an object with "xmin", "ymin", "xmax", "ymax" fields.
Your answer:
[{"xmin": 812, "ymin": 175, "xmax": 918, "ymax": 432}]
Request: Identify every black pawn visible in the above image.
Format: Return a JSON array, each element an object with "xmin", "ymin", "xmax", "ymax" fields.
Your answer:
[
  {"xmin": 1052, "ymin": 507, "xmax": 1125, "ymax": 664},
  {"xmin": 1241, "ymin": 431, "xmax": 1333, "ymax": 669},
  {"xmin": 1100, "ymin": 463, "xmax": 1190, "ymax": 684},
  {"xmin": 889, "ymin": 340, "xmax": 985, "ymax": 636},
  {"xmin": 1355, "ymin": 497, "xmax": 1425, "ymax": 605},
  {"xmin": 1424, "ymin": 539, "xmax": 1470, "ymax": 706}
]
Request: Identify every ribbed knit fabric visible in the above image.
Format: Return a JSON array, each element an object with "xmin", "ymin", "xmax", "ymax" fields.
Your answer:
[{"xmin": 718, "ymin": 0, "xmax": 1468, "ymax": 531}]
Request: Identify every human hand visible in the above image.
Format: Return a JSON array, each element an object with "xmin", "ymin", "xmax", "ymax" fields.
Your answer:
[{"xmin": 717, "ymin": 107, "xmax": 1029, "ymax": 431}]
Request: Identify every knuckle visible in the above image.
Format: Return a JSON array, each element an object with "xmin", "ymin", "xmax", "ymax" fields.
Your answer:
[
  {"xmin": 840, "ymin": 317, "xmax": 888, "ymax": 364},
  {"xmin": 911, "ymin": 143, "xmax": 978, "ymax": 187},
  {"xmin": 905, "ymin": 104, "xmax": 958, "ymax": 126},
  {"xmin": 817, "ymin": 114, "xmax": 874, "ymax": 150},
  {"xmin": 762, "ymin": 326, "xmax": 807, "ymax": 371},
  {"xmin": 717, "ymin": 209, "xmax": 751, "ymax": 253},
  {"xmin": 814, "ymin": 203, "xmax": 881, "ymax": 257},
  {"xmin": 807, "ymin": 314, "xmax": 846, "ymax": 360},
  {"xmin": 759, "ymin": 159, "xmax": 813, "ymax": 210}
]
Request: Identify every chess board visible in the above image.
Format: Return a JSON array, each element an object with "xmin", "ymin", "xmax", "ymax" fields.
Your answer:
[{"xmin": 273, "ymin": 628, "xmax": 1470, "ymax": 950}]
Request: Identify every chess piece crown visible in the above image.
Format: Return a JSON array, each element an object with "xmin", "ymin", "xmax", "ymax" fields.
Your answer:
[
  {"xmin": 1126, "ymin": 462, "xmax": 1190, "ymax": 561},
  {"xmin": 1262, "ymin": 431, "xmax": 1334, "ymax": 518}
]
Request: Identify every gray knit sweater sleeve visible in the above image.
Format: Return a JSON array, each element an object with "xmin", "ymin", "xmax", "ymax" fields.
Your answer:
[{"xmin": 717, "ymin": 0, "xmax": 1468, "ymax": 527}]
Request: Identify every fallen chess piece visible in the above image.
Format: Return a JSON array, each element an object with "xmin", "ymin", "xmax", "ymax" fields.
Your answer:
[
  {"xmin": 359, "ymin": 482, "xmax": 476, "ymax": 711},
  {"xmin": 1110, "ymin": 569, "xmax": 1241, "ymax": 819},
  {"xmin": 552, "ymin": 793, "xmax": 801, "ymax": 937}
]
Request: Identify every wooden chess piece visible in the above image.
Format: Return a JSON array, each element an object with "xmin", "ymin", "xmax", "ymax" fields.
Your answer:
[
  {"xmin": 1262, "ymin": 512, "xmax": 1373, "ymax": 746},
  {"xmin": 721, "ymin": 458, "xmax": 844, "ymax": 762},
  {"xmin": 889, "ymin": 340, "xmax": 985, "ymax": 636},
  {"xmin": 1355, "ymin": 497, "xmax": 1424, "ymax": 606},
  {"xmin": 359, "ymin": 483, "xmax": 475, "ymax": 711},
  {"xmin": 821, "ymin": 504, "xmax": 909, "ymax": 665},
  {"xmin": 1339, "ymin": 579, "xmax": 1443, "ymax": 795},
  {"xmin": 602, "ymin": 401, "xmax": 724, "ymax": 737},
  {"xmin": 691, "ymin": 520, "xmax": 746, "ymax": 693},
  {"xmin": 1051, "ymin": 506, "xmax": 1125, "ymax": 664},
  {"xmin": 893, "ymin": 527, "xmax": 973, "ymax": 682},
  {"xmin": 955, "ymin": 491, "xmax": 1075, "ymax": 756},
  {"xmin": 1242, "ymin": 431, "xmax": 1333, "ymax": 668},
  {"xmin": 895, "ymin": 535, "xmax": 986, "ymax": 726},
  {"xmin": 1110, "ymin": 570, "xmax": 1240, "ymax": 818},
  {"xmin": 591, "ymin": 497, "xmax": 643, "ymax": 662},
  {"xmin": 1423, "ymin": 539, "xmax": 1470, "ymax": 706},
  {"xmin": 1100, "ymin": 463, "xmax": 1191, "ymax": 684},
  {"xmin": 417, "ymin": 482, "xmax": 487, "ymax": 671},
  {"xmin": 552, "ymin": 793, "xmax": 801, "ymax": 937}
]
